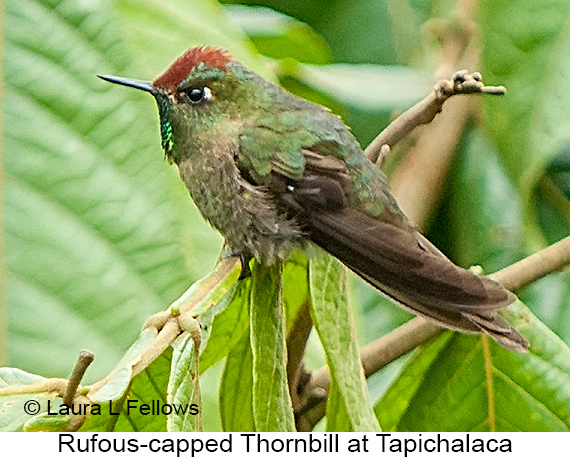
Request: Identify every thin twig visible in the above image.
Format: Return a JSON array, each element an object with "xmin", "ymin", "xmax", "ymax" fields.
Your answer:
[
  {"xmin": 63, "ymin": 350, "xmax": 94, "ymax": 405},
  {"xmin": 490, "ymin": 235, "xmax": 570, "ymax": 291},
  {"xmin": 364, "ymin": 71, "xmax": 505, "ymax": 164},
  {"xmin": 389, "ymin": 96, "xmax": 471, "ymax": 229},
  {"xmin": 387, "ymin": 74, "xmax": 503, "ymax": 230},
  {"xmin": 130, "ymin": 320, "xmax": 182, "ymax": 379},
  {"xmin": 368, "ymin": 19, "xmax": 501, "ymax": 229}
]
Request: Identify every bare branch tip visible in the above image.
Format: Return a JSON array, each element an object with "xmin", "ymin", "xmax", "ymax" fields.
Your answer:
[
  {"xmin": 63, "ymin": 350, "xmax": 95, "ymax": 406},
  {"xmin": 435, "ymin": 71, "xmax": 506, "ymax": 98},
  {"xmin": 481, "ymin": 85, "xmax": 506, "ymax": 96}
]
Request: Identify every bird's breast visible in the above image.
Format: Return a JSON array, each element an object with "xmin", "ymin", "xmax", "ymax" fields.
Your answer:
[{"xmin": 176, "ymin": 149, "xmax": 302, "ymax": 263}]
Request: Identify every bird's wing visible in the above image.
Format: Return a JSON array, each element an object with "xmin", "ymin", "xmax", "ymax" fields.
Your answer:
[
  {"xmin": 237, "ymin": 128, "xmax": 527, "ymax": 352},
  {"xmin": 237, "ymin": 124, "xmax": 308, "ymax": 183}
]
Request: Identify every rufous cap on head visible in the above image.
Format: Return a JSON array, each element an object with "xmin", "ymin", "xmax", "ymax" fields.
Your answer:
[{"xmin": 153, "ymin": 46, "xmax": 231, "ymax": 90}]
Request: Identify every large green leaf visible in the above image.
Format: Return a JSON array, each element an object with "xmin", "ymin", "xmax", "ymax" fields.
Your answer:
[
  {"xmin": 4, "ymin": 0, "xmax": 226, "ymax": 382},
  {"xmin": 219, "ymin": 333, "xmax": 255, "ymax": 432},
  {"xmin": 199, "ymin": 277, "xmax": 251, "ymax": 373},
  {"xmin": 448, "ymin": 131, "xmax": 570, "ymax": 345},
  {"xmin": 448, "ymin": 131, "xmax": 525, "ymax": 272},
  {"xmin": 376, "ymin": 302, "xmax": 570, "ymax": 431},
  {"xmin": 481, "ymin": 0, "xmax": 570, "ymax": 247},
  {"xmin": 309, "ymin": 251, "xmax": 380, "ymax": 432},
  {"xmin": 374, "ymin": 332, "xmax": 453, "ymax": 431},
  {"xmin": 250, "ymin": 262, "xmax": 295, "ymax": 432}
]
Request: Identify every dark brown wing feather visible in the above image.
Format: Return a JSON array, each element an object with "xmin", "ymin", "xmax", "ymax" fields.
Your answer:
[{"xmin": 283, "ymin": 174, "xmax": 529, "ymax": 352}]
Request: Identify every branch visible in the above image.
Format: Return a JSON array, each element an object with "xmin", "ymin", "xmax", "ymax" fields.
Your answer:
[
  {"xmin": 62, "ymin": 349, "xmax": 94, "ymax": 405},
  {"xmin": 367, "ymin": 14, "xmax": 498, "ymax": 230},
  {"xmin": 490, "ymin": 235, "xmax": 570, "ymax": 291},
  {"xmin": 0, "ymin": 256, "xmax": 242, "ymax": 432},
  {"xmin": 88, "ymin": 256, "xmax": 241, "ymax": 399},
  {"xmin": 364, "ymin": 71, "xmax": 505, "ymax": 164},
  {"xmin": 0, "ymin": 379, "xmax": 68, "ymax": 396}
]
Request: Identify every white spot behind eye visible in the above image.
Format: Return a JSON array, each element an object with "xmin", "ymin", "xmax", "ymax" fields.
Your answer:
[{"xmin": 203, "ymin": 86, "xmax": 212, "ymax": 101}]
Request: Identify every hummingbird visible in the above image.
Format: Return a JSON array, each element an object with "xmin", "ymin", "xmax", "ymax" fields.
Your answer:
[{"xmin": 99, "ymin": 46, "xmax": 528, "ymax": 352}]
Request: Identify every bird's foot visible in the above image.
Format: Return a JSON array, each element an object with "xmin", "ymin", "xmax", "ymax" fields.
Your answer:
[{"xmin": 222, "ymin": 249, "xmax": 253, "ymax": 279}]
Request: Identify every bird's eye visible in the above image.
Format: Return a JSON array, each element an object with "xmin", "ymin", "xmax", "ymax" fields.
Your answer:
[{"xmin": 181, "ymin": 86, "xmax": 212, "ymax": 104}]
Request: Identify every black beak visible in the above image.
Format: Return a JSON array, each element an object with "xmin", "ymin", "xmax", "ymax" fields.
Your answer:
[{"xmin": 97, "ymin": 75, "xmax": 158, "ymax": 95}]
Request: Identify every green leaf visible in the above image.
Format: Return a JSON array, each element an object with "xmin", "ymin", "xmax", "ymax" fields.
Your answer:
[
  {"xmin": 185, "ymin": 258, "xmax": 242, "ymax": 318},
  {"xmin": 448, "ymin": 131, "xmax": 525, "ymax": 272},
  {"xmin": 225, "ymin": 5, "xmax": 331, "ymax": 64},
  {"xmin": 250, "ymin": 262, "xmax": 295, "ymax": 431},
  {"xmin": 200, "ymin": 277, "xmax": 251, "ymax": 373},
  {"xmin": 521, "ymin": 272, "xmax": 570, "ymax": 345},
  {"xmin": 219, "ymin": 333, "xmax": 255, "ymax": 432},
  {"xmin": 113, "ymin": 350, "xmax": 172, "ymax": 432},
  {"xmin": 82, "ymin": 260, "xmax": 240, "ymax": 431},
  {"xmin": 535, "ymin": 174, "xmax": 570, "ymax": 245},
  {"xmin": 376, "ymin": 302, "xmax": 570, "ymax": 431},
  {"xmin": 448, "ymin": 131, "xmax": 570, "ymax": 346},
  {"xmin": 82, "ymin": 343, "xmax": 172, "ymax": 432},
  {"xmin": 282, "ymin": 252, "xmax": 310, "ymax": 330},
  {"xmin": 325, "ymin": 377, "xmax": 352, "ymax": 432},
  {"xmin": 374, "ymin": 332, "xmax": 453, "ymax": 431},
  {"xmin": 83, "ymin": 332, "xmax": 177, "ymax": 432},
  {"xmin": 0, "ymin": 368, "xmax": 61, "ymax": 432},
  {"xmin": 167, "ymin": 333, "xmax": 201, "ymax": 432},
  {"xmin": 309, "ymin": 251, "xmax": 380, "ymax": 432},
  {"xmin": 87, "ymin": 327, "xmax": 158, "ymax": 405},
  {"xmin": 481, "ymin": 0, "xmax": 570, "ymax": 247}
]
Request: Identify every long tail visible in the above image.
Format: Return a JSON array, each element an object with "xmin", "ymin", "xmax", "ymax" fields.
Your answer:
[{"xmin": 303, "ymin": 206, "xmax": 529, "ymax": 352}]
